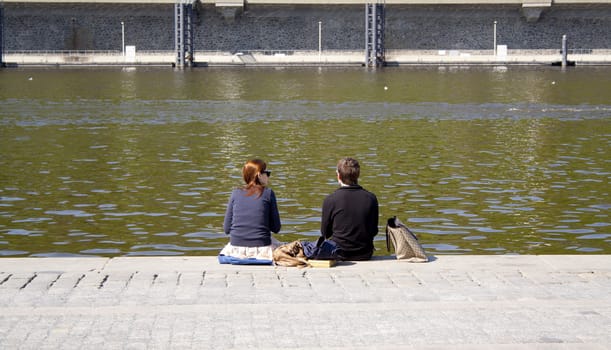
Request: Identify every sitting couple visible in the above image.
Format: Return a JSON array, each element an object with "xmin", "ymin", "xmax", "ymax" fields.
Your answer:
[{"xmin": 219, "ymin": 157, "xmax": 379, "ymax": 264}]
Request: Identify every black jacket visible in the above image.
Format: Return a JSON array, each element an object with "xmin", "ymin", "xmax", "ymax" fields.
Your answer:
[{"xmin": 321, "ymin": 185, "xmax": 379, "ymax": 260}]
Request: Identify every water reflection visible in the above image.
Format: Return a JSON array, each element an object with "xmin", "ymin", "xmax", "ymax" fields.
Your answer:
[
  {"xmin": 120, "ymin": 67, "xmax": 138, "ymax": 99},
  {"xmin": 0, "ymin": 67, "xmax": 610, "ymax": 257},
  {"xmin": 214, "ymin": 70, "xmax": 246, "ymax": 100}
]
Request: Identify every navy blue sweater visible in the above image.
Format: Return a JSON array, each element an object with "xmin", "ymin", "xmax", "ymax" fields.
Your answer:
[{"xmin": 223, "ymin": 187, "xmax": 281, "ymax": 247}]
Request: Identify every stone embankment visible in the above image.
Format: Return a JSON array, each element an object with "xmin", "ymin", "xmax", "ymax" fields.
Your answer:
[
  {"xmin": 2, "ymin": 2, "xmax": 611, "ymax": 67},
  {"xmin": 5, "ymin": 49, "xmax": 611, "ymax": 66},
  {"xmin": 1, "ymin": 255, "xmax": 610, "ymax": 349}
]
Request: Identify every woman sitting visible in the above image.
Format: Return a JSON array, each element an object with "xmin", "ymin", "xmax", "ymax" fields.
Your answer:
[{"xmin": 219, "ymin": 159, "xmax": 281, "ymax": 264}]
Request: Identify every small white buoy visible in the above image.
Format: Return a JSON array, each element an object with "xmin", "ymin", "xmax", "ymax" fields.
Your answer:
[
  {"xmin": 384, "ymin": 86, "xmax": 388, "ymax": 90},
  {"xmin": 28, "ymin": 77, "xmax": 33, "ymax": 81},
  {"xmin": 551, "ymin": 81, "xmax": 556, "ymax": 85}
]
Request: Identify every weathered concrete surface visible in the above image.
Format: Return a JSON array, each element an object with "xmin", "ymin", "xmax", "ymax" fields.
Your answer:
[
  {"xmin": 4, "ymin": 49, "xmax": 611, "ymax": 66},
  {"xmin": 1, "ymin": 255, "xmax": 610, "ymax": 349}
]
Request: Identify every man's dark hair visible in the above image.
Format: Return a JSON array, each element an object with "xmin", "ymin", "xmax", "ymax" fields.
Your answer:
[{"xmin": 337, "ymin": 157, "xmax": 360, "ymax": 185}]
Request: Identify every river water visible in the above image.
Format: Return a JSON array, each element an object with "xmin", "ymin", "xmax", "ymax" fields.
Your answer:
[{"xmin": 0, "ymin": 66, "xmax": 609, "ymax": 257}]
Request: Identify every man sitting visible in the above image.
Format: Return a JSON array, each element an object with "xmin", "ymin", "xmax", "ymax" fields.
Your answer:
[{"xmin": 320, "ymin": 157, "xmax": 379, "ymax": 261}]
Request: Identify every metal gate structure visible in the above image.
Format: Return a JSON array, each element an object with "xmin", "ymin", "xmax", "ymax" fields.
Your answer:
[
  {"xmin": 175, "ymin": 1, "xmax": 195, "ymax": 68},
  {"xmin": 365, "ymin": 1, "xmax": 386, "ymax": 67}
]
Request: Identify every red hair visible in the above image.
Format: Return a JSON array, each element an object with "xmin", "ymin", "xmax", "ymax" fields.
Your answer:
[{"xmin": 242, "ymin": 159, "xmax": 267, "ymax": 197}]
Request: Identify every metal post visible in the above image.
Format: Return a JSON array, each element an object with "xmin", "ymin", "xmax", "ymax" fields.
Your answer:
[
  {"xmin": 121, "ymin": 21, "xmax": 125, "ymax": 57},
  {"xmin": 376, "ymin": 2, "xmax": 385, "ymax": 66},
  {"xmin": 365, "ymin": 4, "xmax": 370, "ymax": 66},
  {"xmin": 372, "ymin": 4, "xmax": 377, "ymax": 66},
  {"xmin": 318, "ymin": 21, "xmax": 322, "ymax": 62},
  {"xmin": 493, "ymin": 21, "xmax": 497, "ymax": 56},
  {"xmin": 561, "ymin": 34, "xmax": 567, "ymax": 67},
  {"xmin": 0, "ymin": 3, "xmax": 4, "ymax": 67},
  {"xmin": 186, "ymin": 2, "xmax": 194, "ymax": 67},
  {"xmin": 175, "ymin": 2, "xmax": 184, "ymax": 68}
]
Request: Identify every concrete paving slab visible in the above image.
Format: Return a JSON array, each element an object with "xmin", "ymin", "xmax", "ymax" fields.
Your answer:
[
  {"xmin": 1, "ymin": 255, "xmax": 610, "ymax": 349},
  {"xmin": 0, "ymin": 257, "xmax": 109, "ymax": 273}
]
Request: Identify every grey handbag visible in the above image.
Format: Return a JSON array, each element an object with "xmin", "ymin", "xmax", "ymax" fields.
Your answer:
[{"xmin": 386, "ymin": 216, "xmax": 428, "ymax": 262}]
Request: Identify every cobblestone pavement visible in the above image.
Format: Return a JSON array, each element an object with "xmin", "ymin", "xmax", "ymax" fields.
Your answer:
[{"xmin": 1, "ymin": 255, "xmax": 610, "ymax": 349}]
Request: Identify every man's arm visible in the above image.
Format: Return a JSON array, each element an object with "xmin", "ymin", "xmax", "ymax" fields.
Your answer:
[
  {"xmin": 371, "ymin": 195, "xmax": 379, "ymax": 238},
  {"xmin": 320, "ymin": 196, "xmax": 334, "ymax": 239}
]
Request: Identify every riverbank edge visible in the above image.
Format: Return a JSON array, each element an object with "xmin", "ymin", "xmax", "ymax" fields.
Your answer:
[
  {"xmin": 4, "ymin": 51, "xmax": 611, "ymax": 68},
  {"xmin": 2, "ymin": 254, "xmax": 611, "ymax": 272}
]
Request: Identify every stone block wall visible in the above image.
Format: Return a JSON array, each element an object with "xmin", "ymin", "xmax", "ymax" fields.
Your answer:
[
  {"xmin": 4, "ymin": 4, "xmax": 172, "ymax": 51},
  {"xmin": 198, "ymin": 5, "xmax": 363, "ymax": 51},
  {"xmin": 385, "ymin": 5, "xmax": 611, "ymax": 50},
  {"xmin": 2, "ymin": 3, "xmax": 610, "ymax": 52}
]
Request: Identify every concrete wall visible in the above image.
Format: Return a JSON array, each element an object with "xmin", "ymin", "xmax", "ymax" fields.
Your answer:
[{"xmin": 3, "ymin": 3, "xmax": 611, "ymax": 52}]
